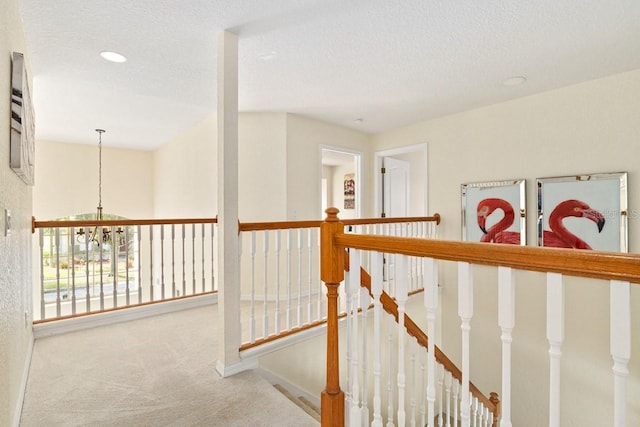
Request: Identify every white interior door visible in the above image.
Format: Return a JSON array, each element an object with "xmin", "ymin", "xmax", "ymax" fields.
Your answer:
[
  {"xmin": 381, "ymin": 157, "xmax": 410, "ymax": 281},
  {"xmin": 382, "ymin": 157, "xmax": 410, "ymax": 217}
]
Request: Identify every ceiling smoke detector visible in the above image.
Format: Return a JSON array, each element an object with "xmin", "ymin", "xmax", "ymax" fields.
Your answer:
[{"xmin": 502, "ymin": 76, "xmax": 527, "ymax": 87}]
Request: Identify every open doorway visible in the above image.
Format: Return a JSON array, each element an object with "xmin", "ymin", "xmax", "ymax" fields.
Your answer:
[
  {"xmin": 321, "ymin": 147, "xmax": 362, "ymax": 219},
  {"xmin": 374, "ymin": 143, "xmax": 428, "ymax": 218}
]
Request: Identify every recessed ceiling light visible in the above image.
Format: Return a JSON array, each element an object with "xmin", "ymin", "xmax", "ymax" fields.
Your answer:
[
  {"xmin": 502, "ymin": 76, "xmax": 527, "ymax": 87},
  {"xmin": 100, "ymin": 51, "xmax": 127, "ymax": 63}
]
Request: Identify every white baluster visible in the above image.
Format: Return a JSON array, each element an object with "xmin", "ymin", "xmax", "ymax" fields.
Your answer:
[
  {"xmin": 286, "ymin": 229, "xmax": 293, "ymax": 331},
  {"xmin": 262, "ymin": 231, "xmax": 270, "ymax": 338},
  {"xmin": 190, "ymin": 224, "xmax": 195, "ymax": 295},
  {"xmin": 125, "ymin": 226, "xmax": 131, "ymax": 305},
  {"xmin": 275, "ymin": 230, "xmax": 281, "ymax": 333},
  {"xmin": 211, "ymin": 222, "xmax": 215, "ymax": 291},
  {"xmin": 386, "ymin": 314, "xmax": 396, "ymax": 427},
  {"xmin": 458, "ymin": 262, "xmax": 474, "ymax": 427},
  {"xmin": 316, "ymin": 228, "xmax": 323, "ymax": 320},
  {"xmin": 498, "ymin": 266, "xmax": 514, "ymax": 427},
  {"xmin": 610, "ymin": 280, "xmax": 630, "ymax": 427},
  {"xmin": 249, "ymin": 231, "xmax": 257, "ymax": 343},
  {"xmin": 348, "ymin": 250, "xmax": 362, "ymax": 426},
  {"xmin": 38, "ymin": 228, "xmax": 44, "ymax": 320},
  {"xmin": 307, "ymin": 228, "xmax": 313, "ymax": 323},
  {"xmin": 297, "ymin": 229, "xmax": 303, "ymax": 327},
  {"xmin": 99, "ymin": 226, "xmax": 107, "ymax": 308},
  {"xmin": 546, "ymin": 272, "xmax": 564, "ymax": 427},
  {"xmin": 200, "ymin": 224, "xmax": 205, "ymax": 292},
  {"xmin": 360, "ymin": 287, "xmax": 371, "ymax": 426},
  {"xmin": 55, "ymin": 228, "xmax": 62, "ymax": 317},
  {"xmin": 345, "ymin": 250, "xmax": 354, "ymax": 426},
  {"xmin": 410, "ymin": 339, "xmax": 417, "ymax": 427},
  {"xmin": 181, "ymin": 224, "xmax": 186, "ymax": 297},
  {"xmin": 149, "ymin": 225, "xmax": 154, "ymax": 302},
  {"xmin": 70, "ymin": 227, "xmax": 76, "ymax": 314},
  {"xmin": 425, "ymin": 257, "xmax": 439, "ymax": 425},
  {"xmin": 137, "ymin": 225, "xmax": 142, "ymax": 304},
  {"xmin": 437, "ymin": 364, "xmax": 444, "ymax": 427},
  {"xmin": 445, "ymin": 371, "xmax": 452, "ymax": 427},
  {"xmin": 371, "ymin": 252, "xmax": 384, "ymax": 427},
  {"xmin": 471, "ymin": 396, "xmax": 478, "ymax": 427},
  {"xmin": 419, "ymin": 350, "xmax": 427, "ymax": 427},
  {"xmin": 171, "ymin": 224, "xmax": 176, "ymax": 298},
  {"xmin": 396, "ymin": 255, "xmax": 409, "ymax": 427},
  {"xmin": 452, "ymin": 380, "xmax": 460, "ymax": 427}
]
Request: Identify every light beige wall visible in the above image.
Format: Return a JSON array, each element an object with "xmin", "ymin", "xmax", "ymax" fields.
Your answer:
[
  {"xmin": 34, "ymin": 140, "xmax": 154, "ymax": 220},
  {"xmin": 372, "ymin": 69, "xmax": 640, "ymax": 425},
  {"xmin": 285, "ymin": 114, "xmax": 373, "ymax": 220},
  {"xmin": 0, "ymin": 1, "xmax": 33, "ymax": 424},
  {"xmin": 238, "ymin": 113, "xmax": 287, "ymax": 221},
  {"xmin": 152, "ymin": 112, "xmax": 287, "ymax": 221},
  {"xmin": 153, "ymin": 112, "xmax": 372, "ymax": 221},
  {"xmin": 153, "ymin": 114, "xmax": 217, "ymax": 218}
]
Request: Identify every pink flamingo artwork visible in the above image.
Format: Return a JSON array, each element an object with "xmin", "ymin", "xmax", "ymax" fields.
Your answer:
[
  {"xmin": 542, "ymin": 199, "xmax": 605, "ymax": 249},
  {"xmin": 476, "ymin": 198, "xmax": 521, "ymax": 244}
]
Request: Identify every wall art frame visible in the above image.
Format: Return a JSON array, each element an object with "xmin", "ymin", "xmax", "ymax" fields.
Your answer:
[
  {"xmin": 537, "ymin": 172, "xmax": 628, "ymax": 252},
  {"xmin": 344, "ymin": 173, "xmax": 355, "ymax": 210},
  {"xmin": 10, "ymin": 51, "xmax": 35, "ymax": 185},
  {"xmin": 461, "ymin": 179, "xmax": 526, "ymax": 245}
]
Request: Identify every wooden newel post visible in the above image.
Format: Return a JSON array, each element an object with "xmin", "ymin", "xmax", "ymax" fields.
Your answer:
[
  {"xmin": 320, "ymin": 207, "xmax": 345, "ymax": 427},
  {"xmin": 490, "ymin": 392, "xmax": 501, "ymax": 427}
]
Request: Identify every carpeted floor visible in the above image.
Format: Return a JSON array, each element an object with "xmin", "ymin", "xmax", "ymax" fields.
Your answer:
[{"xmin": 20, "ymin": 305, "xmax": 319, "ymax": 426}]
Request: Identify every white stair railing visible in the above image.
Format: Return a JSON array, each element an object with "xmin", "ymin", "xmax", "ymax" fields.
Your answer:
[
  {"xmin": 238, "ymin": 216, "xmax": 440, "ymax": 347},
  {"xmin": 323, "ymin": 213, "xmax": 639, "ymax": 426},
  {"xmin": 343, "ymin": 248, "xmax": 497, "ymax": 427}
]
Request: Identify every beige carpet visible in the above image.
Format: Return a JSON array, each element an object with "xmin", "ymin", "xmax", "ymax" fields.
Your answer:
[{"xmin": 20, "ymin": 305, "xmax": 319, "ymax": 426}]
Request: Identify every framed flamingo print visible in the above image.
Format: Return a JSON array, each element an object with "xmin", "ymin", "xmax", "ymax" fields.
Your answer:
[
  {"xmin": 536, "ymin": 172, "xmax": 628, "ymax": 252},
  {"xmin": 461, "ymin": 179, "xmax": 526, "ymax": 245}
]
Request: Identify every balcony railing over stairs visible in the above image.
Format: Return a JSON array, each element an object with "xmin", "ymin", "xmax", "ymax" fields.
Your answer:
[
  {"xmin": 320, "ymin": 207, "xmax": 638, "ymax": 427},
  {"xmin": 238, "ymin": 214, "xmax": 440, "ymax": 348}
]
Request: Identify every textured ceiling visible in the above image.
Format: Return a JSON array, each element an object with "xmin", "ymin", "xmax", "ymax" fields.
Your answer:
[{"xmin": 18, "ymin": 0, "xmax": 640, "ymax": 150}]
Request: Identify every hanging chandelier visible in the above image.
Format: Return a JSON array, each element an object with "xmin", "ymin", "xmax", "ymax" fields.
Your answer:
[{"xmin": 76, "ymin": 129, "xmax": 122, "ymax": 245}]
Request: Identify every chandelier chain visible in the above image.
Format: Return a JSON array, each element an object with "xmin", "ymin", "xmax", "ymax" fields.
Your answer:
[{"xmin": 96, "ymin": 129, "xmax": 105, "ymax": 220}]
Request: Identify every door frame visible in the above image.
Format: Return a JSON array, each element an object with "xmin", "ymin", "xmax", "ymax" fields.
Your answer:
[
  {"xmin": 374, "ymin": 143, "xmax": 428, "ymax": 218},
  {"xmin": 319, "ymin": 145, "xmax": 363, "ymax": 219}
]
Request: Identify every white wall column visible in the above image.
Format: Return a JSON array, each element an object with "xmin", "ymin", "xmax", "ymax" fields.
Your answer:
[{"xmin": 215, "ymin": 30, "xmax": 243, "ymax": 376}]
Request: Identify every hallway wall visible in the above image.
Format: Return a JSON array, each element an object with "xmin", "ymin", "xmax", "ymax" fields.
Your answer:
[{"xmin": 0, "ymin": 1, "xmax": 34, "ymax": 425}]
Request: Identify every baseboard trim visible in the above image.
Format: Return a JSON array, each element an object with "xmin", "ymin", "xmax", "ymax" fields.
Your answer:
[
  {"xmin": 13, "ymin": 335, "xmax": 34, "ymax": 427},
  {"xmin": 33, "ymin": 293, "xmax": 217, "ymax": 339},
  {"xmin": 215, "ymin": 358, "xmax": 258, "ymax": 378},
  {"xmin": 257, "ymin": 367, "xmax": 321, "ymax": 410},
  {"xmin": 240, "ymin": 316, "xmax": 346, "ymax": 361}
]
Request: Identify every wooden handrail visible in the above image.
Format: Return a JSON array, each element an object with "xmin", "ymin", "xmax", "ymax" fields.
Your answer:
[
  {"xmin": 342, "ymin": 213, "xmax": 440, "ymax": 226},
  {"xmin": 238, "ymin": 214, "xmax": 440, "ymax": 232},
  {"xmin": 336, "ymin": 234, "xmax": 640, "ymax": 283},
  {"xmin": 32, "ymin": 217, "xmax": 218, "ymax": 230},
  {"xmin": 34, "ymin": 214, "xmax": 439, "ymax": 233}
]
